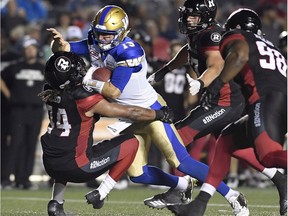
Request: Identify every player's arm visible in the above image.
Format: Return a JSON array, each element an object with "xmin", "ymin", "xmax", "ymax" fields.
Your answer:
[
  {"xmin": 198, "ymin": 50, "xmax": 224, "ymax": 87},
  {"xmin": 149, "ymin": 44, "xmax": 189, "ymax": 83},
  {"xmin": 85, "ymin": 98, "xmax": 173, "ymax": 122},
  {"xmin": 185, "ymin": 50, "xmax": 224, "ymax": 96},
  {"xmin": 47, "ymin": 28, "xmax": 71, "ymax": 52},
  {"xmin": 219, "ymin": 39, "xmax": 249, "ymax": 83},
  {"xmin": 0, "ymin": 78, "xmax": 10, "ymax": 99}
]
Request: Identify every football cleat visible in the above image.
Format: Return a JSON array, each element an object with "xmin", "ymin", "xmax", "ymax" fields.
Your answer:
[
  {"xmin": 85, "ymin": 189, "xmax": 104, "ymax": 209},
  {"xmin": 47, "ymin": 200, "xmax": 66, "ymax": 216},
  {"xmin": 167, "ymin": 198, "xmax": 207, "ymax": 216},
  {"xmin": 228, "ymin": 193, "xmax": 249, "ymax": 216},
  {"xmin": 275, "ymin": 174, "xmax": 287, "ymax": 216},
  {"xmin": 144, "ymin": 176, "xmax": 197, "ymax": 209}
]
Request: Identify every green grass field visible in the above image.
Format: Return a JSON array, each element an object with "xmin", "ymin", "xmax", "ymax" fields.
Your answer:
[{"xmin": 1, "ymin": 185, "xmax": 281, "ymax": 216}]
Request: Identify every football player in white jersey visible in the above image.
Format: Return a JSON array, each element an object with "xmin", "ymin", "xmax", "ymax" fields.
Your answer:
[{"xmin": 47, "ymin": 5, "xmax": 244, "ymax": 212}]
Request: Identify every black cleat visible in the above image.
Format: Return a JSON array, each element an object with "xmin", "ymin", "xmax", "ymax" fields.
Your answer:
[
  {"xmin": 276, "ymin": 174, "xmax": 287, "ymax": 216},
  {"xmin": 47, "ymin": 200, "xmax": 66, "ymax": 216},
  {"xmin": 85, "ymin": 189, "xmax": 104, "ymax": 209},
  {"xmin": 144, "ymin": 176, "xmax": 196, "ymax": 209},
  {"xmin": 167, "ymin": 198, "xmax": 207, "ymax": 216}
]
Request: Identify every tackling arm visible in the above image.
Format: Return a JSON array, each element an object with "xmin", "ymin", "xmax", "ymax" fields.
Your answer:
[
  {"xmin": 151, "ymin": 44, "xmax": 189, "ymax": 83},
  {"xmin": 85, "ymin": 99, "xmax": 173, "ymax": 123}
]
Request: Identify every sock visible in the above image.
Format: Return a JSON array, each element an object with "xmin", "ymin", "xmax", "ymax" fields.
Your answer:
[
  {"xmin": 224, "ymin": 189, "xmax": 239, "ymax": 201},
  {"xmin": 130, "ymin": 165, "xmax": 179, "ymax": 188},
  {"xmin": 97, "ymin": 174, "xmax": 116, "ymax": 200},
  {"xmin": 175, "ymin": 176, "xmax": 189, "ymax": 191},
  {"xmin": 177, "ymin": 156, "xmax": 230, "ymax": 197},
  {"xmin": 262, "ymin": 168, "xmax": 277, "ymax": 179},
  {"xmin": 271, "ymin": 170, "xmax": 285, "ymax": 186},
  {"xmin": 197, "ymin": 191, "xmax": 212, "ymax": 203},
  {"xmin": 52, "ymin": 182, "xmax": 66, "ymax": 204},
  {"xmin": 200, "ymin": 183, "xmax": 216, "ymax": 197}
]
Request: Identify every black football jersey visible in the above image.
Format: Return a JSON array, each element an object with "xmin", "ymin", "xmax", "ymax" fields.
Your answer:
[
  {"xmin": 41, "ymin": 85, "xmax": 104, "ymax": 170},
  {"xmin": 187, "ymin": 23, "xmax": 224, "ymax": 76},
  {"xmin": 187, "ymin": 24, "xmax": 242, "ymax": 107},
  {"xmin": 153, "ymin": 66, "xmax": 189, "ymax": 121},
  {"xmin": 220, "ymin": 30, "xmax": 287, "ymax": 104}
]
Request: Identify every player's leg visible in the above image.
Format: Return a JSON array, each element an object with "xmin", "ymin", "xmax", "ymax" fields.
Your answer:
[
  {"xmin": 85, "ymin": 134, "xmax": 140, "ymax": 209},
  {"xmin": 48, "ymin": 181, "xmax": 67, "ymax": 216},
  {"xmin": 127, "ymin": 134, "xmax": 196, "ymax": 208},
  {"xmin": 249, "ymin": 92, "xmax": 287, "ymax": 169}
]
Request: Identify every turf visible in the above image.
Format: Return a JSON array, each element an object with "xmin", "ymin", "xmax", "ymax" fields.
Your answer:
[{"xmin": 1, "ymin": 185, "xmax": 281, "ymax": 216}]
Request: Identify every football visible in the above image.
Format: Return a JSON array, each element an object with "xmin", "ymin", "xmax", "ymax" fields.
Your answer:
[{"xmin": 92, "ymin": 67, "xmax": 112, "ymax": 82}]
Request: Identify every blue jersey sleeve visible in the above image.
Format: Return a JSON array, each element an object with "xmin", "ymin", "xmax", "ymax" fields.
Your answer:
[
  {"xmin": 109, "ymin": 38, "xmax": 145, "ymax": 92},
  {"xmin": 110, "ymin": 66, "xmax": 134, "ymax": 92},
  {"xmin": 69, "ymin": 39, "xmax": 89, "ymax": 56}
]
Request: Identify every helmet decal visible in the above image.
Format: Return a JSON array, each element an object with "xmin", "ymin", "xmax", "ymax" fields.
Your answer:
[
  {"xmin": 55, "ymin": 56, "xmax": 71, "ymax": 72},
  {"xmin": 205, "ymin": 0, "xmax": 216, "ymax": 9}
]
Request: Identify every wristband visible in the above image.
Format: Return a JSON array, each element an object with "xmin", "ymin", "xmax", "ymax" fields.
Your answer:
[
  {"xmin": 87, "ymin": 79, "xmax": 105, "ymax": 93},
  {"xmin": 155, "ymin": 110, "xmax": 164, "ymax": 120},
  {"xmin": 199, "ymin": 79, "xmax": 205, "ymax": 89}
]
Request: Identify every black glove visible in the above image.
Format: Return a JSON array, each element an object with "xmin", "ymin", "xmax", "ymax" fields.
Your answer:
[
  {"xmin": 200, "ymin": 77, "xmax": 225, "ymax": 111},
  {"xmin": 155, "ymin": 106, "xmax": 174, "ymax": 123}
]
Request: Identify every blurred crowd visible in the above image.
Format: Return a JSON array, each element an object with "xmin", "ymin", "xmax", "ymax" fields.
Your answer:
[
  {"xmin": 1, "ymin": 0, "xmax": 287, "ymax": 190},
  {"xmin": 1, "ymin": 0, "xmax": 287, "ymax": 64}
]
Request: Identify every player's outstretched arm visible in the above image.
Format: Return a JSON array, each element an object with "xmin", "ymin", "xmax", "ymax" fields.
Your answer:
[
  {"xmin": 47, "ymin": 28, "xmax": 71, "ymax": 52},
  {"xmin": 148, "ymin": 44, "xmax": 189, "ymax": 84}
]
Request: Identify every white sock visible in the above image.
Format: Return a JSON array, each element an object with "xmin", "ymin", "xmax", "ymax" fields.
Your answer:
[
  {"xmin": 200, "ymin": 183, "xmax": 216, "ymax": 196},
  {"xmin": 175, "ymin": 176, "xmax": 188, "ymax": 191},
  {"xmin": 262, "ymin": 168, "xmax": 277, "ymax": 179},
  {"xmin": 97, "ymin": 175, "xmax": 116, "ymax": 200},
  {"xmin": 225, "ymin": 188, "xmax": 240, "ymax": 201},
  {"xmin": 52, "ymin": 183, "xmax": 66, "ymax": 204}
]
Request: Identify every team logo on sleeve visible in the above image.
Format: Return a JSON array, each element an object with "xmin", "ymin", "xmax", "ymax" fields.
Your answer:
[
  {"xmin": 210, "ymin": 32, "xmax": 222, "ymax": 42},
  {"xmin": 55, "ymin": 56, "xmax": 71, "ymax": 72}
]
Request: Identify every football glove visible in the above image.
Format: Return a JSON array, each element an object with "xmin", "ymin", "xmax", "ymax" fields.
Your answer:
[
  {"xmin": 155, "ymin": 106, "xmax": 174, "ymax": 124},
  {"xmin": 200, "ymin": 77, "xmax": 225, "ymax": 111},
  {"xmin": 186, "ymin": 74, "xmax": 204, "ymax": 95}
]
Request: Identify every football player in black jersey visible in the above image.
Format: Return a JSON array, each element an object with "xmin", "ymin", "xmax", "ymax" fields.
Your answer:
[
  {"xmin": 146, "ymin": 0, "xmax": 249, "ymax": 214},
  {"xmin": 167, "ymin": 8, "xmax": 287, "ymax": 216},
  {"xmin": 147, "ymin": 1, "xmax": 286, "ymax": 215},
  {"xmin": 39, "ymin": 51, "xmax": 174, "ymax": 216}
]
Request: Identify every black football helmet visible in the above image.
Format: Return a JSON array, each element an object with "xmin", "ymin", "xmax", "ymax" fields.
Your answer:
[
  {"xmin": 178, "ymin": 0, "xmax": 217, "ymax": 34},
  {"xmin": 44, "ymin": 52, "xmax": 86, "ymax": 90},
  {"xmin": 225, "ymin": 8, "xmax": 262, "ymax": 35}
]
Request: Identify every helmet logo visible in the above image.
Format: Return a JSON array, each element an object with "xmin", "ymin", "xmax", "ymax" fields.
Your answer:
[
  {"xmin": 210, "ymin": 32, "xmax": 221, "ymax": 42},
  {"xmin": 55, "ymin": 56, "xmax": 71, "ymax": 72},
  {"xmin": 205, "ymin": 0, "xmax": 216, "ymax": 10}
]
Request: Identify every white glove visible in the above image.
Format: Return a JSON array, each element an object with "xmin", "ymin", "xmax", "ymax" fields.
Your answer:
[
  {"xmin": 82, "ymin": 66, "xmax": 99, "ymax": 85},
  {"xmin": 147, "ymin": 73, "xmax": 156, "ymax": 85},
  {"xmin": 186, "ymin": 74, "xmax": 204, "ymax": 96}
]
